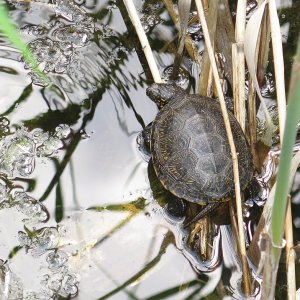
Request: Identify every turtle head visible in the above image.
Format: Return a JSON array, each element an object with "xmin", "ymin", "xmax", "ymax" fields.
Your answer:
[{"xmin": 146, "ymin": 83, "xmax": 185, "ymax": 109}]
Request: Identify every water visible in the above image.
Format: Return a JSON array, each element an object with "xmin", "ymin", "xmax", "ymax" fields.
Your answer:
[{"xmin": 0, "ymin": 0, "xmax": 299, "ymax": 299}]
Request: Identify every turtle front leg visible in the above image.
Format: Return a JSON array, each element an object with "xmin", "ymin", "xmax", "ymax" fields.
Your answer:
[{"xmin": 137, "ymin": 123, "xmax": 152, "ymax": 160}]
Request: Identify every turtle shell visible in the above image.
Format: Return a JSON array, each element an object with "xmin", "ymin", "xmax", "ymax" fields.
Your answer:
[{"xmin": 150, "ymin": 94, "xmax": 253, "ymax": 204}]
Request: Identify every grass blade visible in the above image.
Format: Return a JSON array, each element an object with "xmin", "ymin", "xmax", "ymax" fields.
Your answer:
[
  {"xmin": 269, "ymin": 37, "xmax": 300, "ymax": 299},
  {"xmin": 0, "ymin": 2, "xmax": 49, "ymax": 83}
]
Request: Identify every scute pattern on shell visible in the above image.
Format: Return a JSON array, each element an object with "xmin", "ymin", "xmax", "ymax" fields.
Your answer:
[{"xmin": 151, "ymin": 95, "xmax": 253, "ymax": 204}]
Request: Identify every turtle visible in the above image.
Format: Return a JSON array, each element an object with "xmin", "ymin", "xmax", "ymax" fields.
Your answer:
[{"xmin": 145, "ymin": 83, "xmax": 253, "ymax": 226}]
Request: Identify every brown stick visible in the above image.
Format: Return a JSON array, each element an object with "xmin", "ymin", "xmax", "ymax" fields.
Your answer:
[
  {"xmin": 123, "ymin": 0, "xmax": 162, "ymax": 83},
  {"xmin": 285, "ymin": 197, "xmax": 296, "ymax": 300},
  {"xmin": 198, "ymin": 0, "xmax": 219, "ymax": 96},
  {"xmin": 233, "ymin": 0, "xmax": 246, "ymax": 131}
]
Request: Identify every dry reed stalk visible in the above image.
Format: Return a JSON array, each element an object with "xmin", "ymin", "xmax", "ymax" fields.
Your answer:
[
  {"xmin": 256, "ymin": 6, "xmax": 270, "ymax": 87},
  {"xmin": 171, "ymin": 0, "xmax": 191, "ymax": 79},
  {"xmin": 198, "ymin": 0, "xmax": 219, "ymax": 96},
  {"xmin": 123, "ymin": 0, "xmax": 162, "ymax": 83},
  {"xmin": 229, "ymin": 201, "xmax": 240, "ymax": 252},
  {"xmin": 269, "ymin": 0, "xmax": 286, "ymax": 133},
  {"xmin": 247, "ymin": 79, "xmax": 260, "ymax": 169},
  {"xmin": 233, "ymin": 0, "xmax": 247, "ymax": 131},
  {"xmin": 216, "ymin": 0, "xmax": 235, "ymax": 89},
  {"xmin": 285, "ymin": 197, "xmax": 296, "ymax": 300},
  {"xmin": 247, "ymin": 5, "xmax": 270, "ymax": 170},
  {"xmin": 162, "ymin": 0, "xmax": 201, "ymax": 64},
  {"xmin": 194, "ymin": 0, "xmax": 251, "ymax": 295},
  {"xmin": 244, "ymin": 1, "xmax": 274, "ymax": 147}
]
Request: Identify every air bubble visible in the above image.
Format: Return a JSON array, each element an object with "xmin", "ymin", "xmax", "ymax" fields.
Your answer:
[
  {"xmin": 62, "ymin": 274, "xmax": 79, "ymax": 296},
  {"xmin": 36, "ymin": 137, "xmax": 64, "ymax": 157},
  {"xmin": 54, "ymin": 0, "xmax": 86, "ymax": 22},
  {"xmin": 53, "ymin": 25, "xmax": 90, "ymax": 48},
  {"xmin": 14, "ymin": 191, "xmax": 49, "ymax": 222},
  {"xmin": 55, "ymin": 124, "xmax": 71, "ymax": 139},
  {"xmin": 187, "ymin": 23, "xmax": 203, "ymax": 41},
  {"xmin": 32, "ymin": 129, "xmax": 50, "ymax": 144},
  {"xmin": 141, "ymin": 14, "xmax": 160, "ymax": 33},
  {"xmin": 0, "ymin": 117, "xmax": 10, "ymax": 135},
  {"xmin": 18, "ymin": 226, "xmax": 60, "ymax": 256},
  {"xmin": 21, "ymin": 24, "xmax": 47, "ymax": 37},
  {"xmin": 0, "ymin": 131, "xmax": 36, "ymax": 177},
  {"xmin": 47, "ymin": 250, "xmax": 69, "ymax": 272}
]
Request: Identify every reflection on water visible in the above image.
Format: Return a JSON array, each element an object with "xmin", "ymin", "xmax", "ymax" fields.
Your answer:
[
  {"xmin": 0, "ymin": 0, "xmax": 298, "ymax": 298},
  {"xmin": 0, "ymin": 0, "xmax": 204, "ymax": 298}
]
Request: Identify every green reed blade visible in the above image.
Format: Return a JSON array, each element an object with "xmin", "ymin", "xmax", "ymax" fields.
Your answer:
[
  {"xmin": 271, "ymin": 37, "xmax": 300, "ymax": 249},
  {"xmin": 0, "ymin": 2, "xmax": 48, "ymax": 83}
]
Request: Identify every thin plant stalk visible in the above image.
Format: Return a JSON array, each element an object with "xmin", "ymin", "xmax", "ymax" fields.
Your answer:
[
  {"xmin": 198, "ymin": 0, "xmax": 219, "ymax": 96},
  {"xmin": 269, "ymin": 0, "xmax": 286, "ymax": 134},
  {"xmin": 233, "ymin": 0, "xmax": 247, "ymax": 131},
  {"xmin": 247, "ymin": 78, "xmax": 260, "ymax": 169},
  {"xmin": 123, "ymin": 0, "xmax": 162, "ymax": 83},
  {"xmin": 244, "ymin": 1, "xmax": 274, "ymax": 147},
  {"xmin": 285, "ymin": 197, "xmax": 296, "ymax": 300},
  {"xmin": 171, "ymin": 0, "xmax": 191, "ymax": 79},
  {"xmin": 194, "ymin": 0, "xmax": 251, "ymax": 295}
]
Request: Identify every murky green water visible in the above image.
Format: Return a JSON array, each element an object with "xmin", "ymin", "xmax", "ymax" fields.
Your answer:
[{"xmin": 0, "ymin": 0, "xmax": 299, "ymax": 299}]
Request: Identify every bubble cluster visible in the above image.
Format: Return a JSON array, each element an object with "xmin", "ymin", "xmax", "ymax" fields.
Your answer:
[
  {"xmin": 0, "ymin": 117, "xmax": 10, "ymax": 135},
  {"xmin": 140, "ymin": 2, "xmax": 162, "ymax": 33},
  {"xmin": 187, "ymin": 22, "xmax": 203, "ymax": 41},
  {"xmin": 18, "ymin": 226, "xmax": 63, "ymax": 256},
  {"xmin": 41, "ymin": 270, "xmax": 79, "ymax": 298},
  {"xmin": 52, "ymin": 25, "xmax": 90, "ymax": 48},
  {"xmin": 14, "ymin": 191, "xmax": 49, "ymax": 223},
  {"xmin": 54, "ymin": 0, "xmax": 86, "ymax": 22},
  {"xmin": 21, "ymin": 24, "xmax": 47, "ymax": 37},
  {"xmin": 162, "ymin": 65, "xmax": 190, "ymax": 88},
  {"xmin": 55, "ymin": 124, "xmax": 71, "ymax": 139},
  {"xmin": 20, "ymin": 0, "xmax": 94, "ymax": 85},
  {"xmin": 141, "ymin": 14, "xmax": 160, "ymax": 33},
  {"xmin": 0, "ymin": 130, "xmax": 36, "ymax": 177},
  {"xmin": 46, "ymin": 250, "xmax": 69, "ymax": 272},
  {"xmin": 36, "ymin": 137, "xmax": 64, "ymax": 157},
  {"xmin": 27, "ymin": 38, "xmax": 73, "ymax": 74},
  {"xmin": 0, "ymin": 124, "xmax": 70, "ymax": 178},
  {"xmin": 38, "ymin": 248, "xmax": 79, "ymax": 298},
  {"xmin": 0, "ymin": 246, "xmax": 78, "ymax": 299}
]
